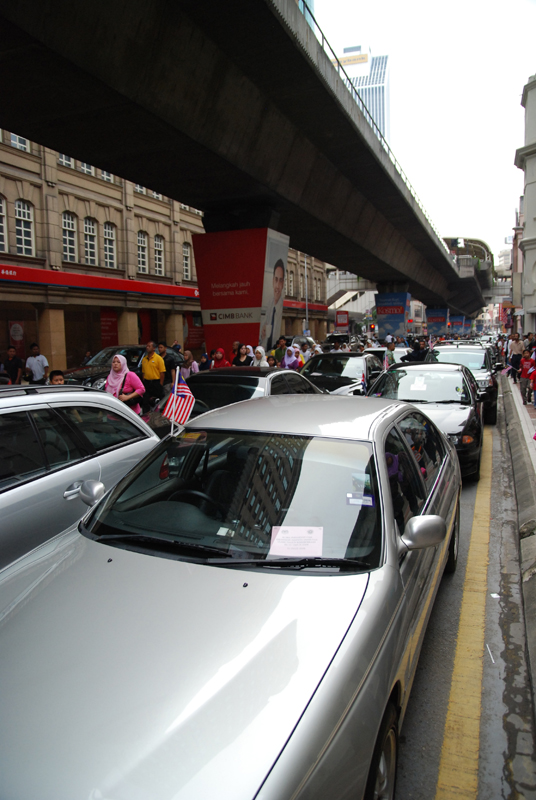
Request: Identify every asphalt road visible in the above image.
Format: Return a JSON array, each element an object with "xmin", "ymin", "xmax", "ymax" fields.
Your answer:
[{"xmin": 396, "ymin": 396, "xmax": 536, "ymax": 799}]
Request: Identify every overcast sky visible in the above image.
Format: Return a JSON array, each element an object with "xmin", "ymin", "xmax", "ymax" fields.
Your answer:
[{"xmin": 313, "ymin": 0, "xmax": 536, "ymax": 261}]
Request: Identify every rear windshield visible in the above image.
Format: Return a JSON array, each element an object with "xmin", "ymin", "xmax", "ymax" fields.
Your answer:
[
  {"xmin": 303, "ymin": 356, "xmax": 365, "ymax": 380},
  {"xmin": 87, "ymin": 347, "xmax": 142, "ymax": 367},
  {"xmin": 431, "ymin": 350, "xmax": 485, "ymax": 370},
  {"xmin": 187, "ymin": 377, "xmax": 263, "ymax": 413}
]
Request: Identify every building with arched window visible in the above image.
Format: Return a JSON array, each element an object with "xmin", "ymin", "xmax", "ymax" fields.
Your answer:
[{"xmin": 0, "ymin": 131, "xmax": 327, "ymax": 368}]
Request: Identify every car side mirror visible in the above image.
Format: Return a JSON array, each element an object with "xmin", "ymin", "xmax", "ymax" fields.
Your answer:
[
  {"xmin": 80, "ymin": 480, "xmax": 105, "ymax": 507},
  {"xmin": 398, "ymin": 514, "xmax": 446, "ymax": 555},
  {"xmin": 477, "ymin": 390, "xmax": 487, "ymax": 401}
]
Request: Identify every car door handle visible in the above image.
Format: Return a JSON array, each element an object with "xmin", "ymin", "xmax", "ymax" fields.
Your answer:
[{"xmin": 63, "ymin": 481, "xmax": 83, "ymax": 499}]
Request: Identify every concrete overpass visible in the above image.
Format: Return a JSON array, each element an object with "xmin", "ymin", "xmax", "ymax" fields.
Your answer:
[{"xmin": 0, "ymin": 0, "xmax": 484, "ymax": 316}]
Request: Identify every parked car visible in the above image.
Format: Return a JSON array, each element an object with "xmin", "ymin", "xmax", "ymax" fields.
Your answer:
[
  {"xmin": 63, "ymin": 344, "xmax": 184, "ymax": 389},
  {"xmin": 300, "ymin": 351, "xmax": 383, "ymax": 394},
  {"xmin": 368, "ymin": 362, "xmax": 484, "ymax": 478},
  {"xmin": 364, "ymin": 346, "xmax": 412, "ymax": 364},
  {"xmin": 143, "ymin": 366, "xmax": 324, "ymax": 437},
  {"xmin": 291, "ymin": 335, "xmax": 316, "ymax": 349},
  {"xmin": 0, "ymin": 384, "xmax": 160, "ymax": 568},
  {"xmin": 322, "ymin": 331, "xmax": 351, "ymax": 351},
  {"xmin": 0, "ymin": 394, "xmax": 461, "ymax": 799},
  {"xmin": 426, "ymin": 343, "xmax": 499, "ymax": 423}
]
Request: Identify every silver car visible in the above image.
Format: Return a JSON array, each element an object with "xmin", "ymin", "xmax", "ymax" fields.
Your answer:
[
  {"xmin": 0, "ymin": 395, "xmax": 461, "ymax": 799},
  {"xmin": 0, "ymin": 384, "xmax": 160, "ymax": 568}
]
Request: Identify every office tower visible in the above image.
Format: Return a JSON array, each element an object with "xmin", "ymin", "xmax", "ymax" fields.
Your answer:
[{"xmin": 339, "ymin": 45, "xmax": 390, "ymax": 142}]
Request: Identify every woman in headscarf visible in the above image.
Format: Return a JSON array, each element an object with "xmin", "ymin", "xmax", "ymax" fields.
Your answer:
[
  {"xmin": 294, "ymin": 345, "xmax": 305, "ymax": 367},
  {"xmin": 105, "ymin": 354, "xmax": 145, "ymax": 415},
  {"xmin": 280, "ymin": 346, "xmax": 301, "ymax": 370},
  {"xmin": 232, "ymin": 343, "xmax": 254, "ymax": 366},
  {"xmin": 180, "ymin": 350, "xmax": 200, "ymax": 379},
  {"xmin": 198, "ymin": 353, "xmax": 211, "ymax": 371},
  {"xmin": 253, "ymin": 346, "xmax": 269, "ymax": 367},
  {"xmin": 210, "ymin": 347, "xmax": 231, "ymax": 369}
]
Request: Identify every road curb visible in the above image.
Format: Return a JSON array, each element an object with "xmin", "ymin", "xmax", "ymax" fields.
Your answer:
[{"xmin": 501, "ymin": 375, "xmax": 536, "ymax": 702}]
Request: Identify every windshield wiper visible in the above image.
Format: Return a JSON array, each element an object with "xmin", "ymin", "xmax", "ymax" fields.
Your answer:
[
  {"xmin": 207, "ymin": 556, "xmax": 371, "ymax": 570},
  {"xmin": 90, "ymin": 530, "xmax": 230, "ymax": 558}
]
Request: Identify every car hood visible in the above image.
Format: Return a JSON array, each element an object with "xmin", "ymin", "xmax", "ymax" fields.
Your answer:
[
  {"xmin": 63, "ymin": 364, "xmax": 109, "ymax": 383},
  {"xmin": 0, "ymin": 531, "xmax": 369, "ymax": 800},
  {"xmin": 406, "ymin": 402, "xmax": 472, "ymax": 433}
]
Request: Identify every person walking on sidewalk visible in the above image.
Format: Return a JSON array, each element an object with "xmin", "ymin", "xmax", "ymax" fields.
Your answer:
[
  {"xmin": 509, "ymin": 333, "xmax": 524, "ymax": 384},
  {"xmin": 519, "ymin": 349, "xmax": 535, "ymax": 404}
]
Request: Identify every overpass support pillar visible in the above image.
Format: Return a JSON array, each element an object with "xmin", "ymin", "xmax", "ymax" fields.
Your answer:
[
  {"xmin": 166, "ymin": 313, "xmax": 184, "ymax": 348},
  {"xmin": 118, "ymin": 311, "xmax": 139, "ymax": 345},
  {"xmin": 38, "ymin": 308, "xmax": 67, "ymax": 371}
]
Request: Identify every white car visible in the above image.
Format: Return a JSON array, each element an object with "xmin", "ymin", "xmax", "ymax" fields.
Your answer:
[{"xmin": 0, "ymin": 384, "xmax": 160, "ymax": 568}]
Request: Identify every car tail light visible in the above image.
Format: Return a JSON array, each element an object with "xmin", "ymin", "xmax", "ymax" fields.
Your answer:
[
  {"xmin": 462, "ymin": 435, "xmax": 474, "ymax": 445},
  {"xmin": 159, "ymin": 455, "xmax": 170, "ymax": 480}
]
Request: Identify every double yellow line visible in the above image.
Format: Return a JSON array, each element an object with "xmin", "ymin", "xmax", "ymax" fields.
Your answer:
[{"xmin": 434, "ymin": 427, "xmax": 493, "ymax": 799}]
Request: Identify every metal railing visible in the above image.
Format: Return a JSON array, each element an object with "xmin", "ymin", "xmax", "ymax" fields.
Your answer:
[{"xmin": 295, "ymin": 1, "xmax": 451, "ymax": 257}]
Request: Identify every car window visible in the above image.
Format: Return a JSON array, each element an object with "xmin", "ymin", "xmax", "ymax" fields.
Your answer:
[
  {"xmin": 269, "ymin": 376, "xmax": 289, "ymax": 396},
  {"xmin": 187, "ymin": 378, "xmax": 263, "ymax": 409},
  {"xmin": 303, "ymin": 356, "xmax": 364, "ymax": 379},
  {"xmin": 58, "ymin": 406, "xmax": 146, "ymax": 452},
  {"xmin": 384, "ymin": 427, "xmax": 425, "ymax": 533},
  {"xmin": 285, "ymin": 373, "xmax": 317, "ymax": 394},
  {"xmin": 0, "ymin": 411, "xmax": 47, "ymax": 491},
  {"xmin": 398, "ymin": 412, "xmax": 445, "ymax": 495},
  {"xmin": 30, "ymin": 409, "xmax": 86, "ymax": 468}
]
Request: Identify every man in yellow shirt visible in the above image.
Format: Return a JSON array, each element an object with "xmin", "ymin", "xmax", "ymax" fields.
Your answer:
[{"xmin": 141, "ymin": 341, "xmax": 166, "ymax": 411}]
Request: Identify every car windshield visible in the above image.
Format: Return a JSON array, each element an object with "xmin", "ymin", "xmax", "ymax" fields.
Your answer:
[
  {"xmin": 85, "ymin": 429, "xmax": 381, "ymax": 571},
  {"xmin": 431, "ymin": 350, "xmax": 486, "ymax": 370},
  {"xmin": 303, "ymin": 356, "xmax": 365, "ymax": 381},
  {"xmin": 186, "ymin": 377, "xmax": 264, "ymax": 413},
  {"xmin": 86, "ymin": 347, "xmax": 141, "ymax": 367},
  {"xmin": 370, "ymin": 369, "xmax": 471, "ymax": 404},
  {"xmin": 366, "ymin": 348, "xmax": 408, "ymax": 363}
]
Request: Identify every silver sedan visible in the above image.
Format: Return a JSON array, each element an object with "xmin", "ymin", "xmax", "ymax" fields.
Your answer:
[{"xmin": 0, "ymin": 395, "xmax": 461, "ymax": 799}]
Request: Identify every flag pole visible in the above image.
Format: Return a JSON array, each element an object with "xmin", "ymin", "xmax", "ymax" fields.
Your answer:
[{"xmin": 170, "ymin": 368, "xmax": 180, "ymax": 437}]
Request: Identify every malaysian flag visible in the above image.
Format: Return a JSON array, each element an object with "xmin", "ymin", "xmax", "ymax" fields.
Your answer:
[
  {"xmin": 361, "ymin": 371, "xmax": 367, "ymax": 394},
  {"xmin": 162, "ymin": 373, "xmax": 195, "ymax": 426}
]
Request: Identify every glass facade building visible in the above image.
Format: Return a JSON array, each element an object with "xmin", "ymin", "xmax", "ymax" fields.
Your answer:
[{"xmin": 340, "ymin": 46, "xmax": 391, "ymax": 143}]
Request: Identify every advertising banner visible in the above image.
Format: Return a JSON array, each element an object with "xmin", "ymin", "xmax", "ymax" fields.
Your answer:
[
  {"xmin": 426, "ymin": 309, "xmax": 449, "ymax": 336},
  {"xmin": 463, "ymin": 318, "xmax": 472, "ymax": 334},
  {"xmin": 100, "ymin": 309, "xmax": 118, "ymax": 348},
  {"xmin": 335, "ymin": 310, "xmax": 349, "ymax": 331},
  {"xmin": 450, "ymin": 315, "xmax": 465, "ymax": 332},
  {"xmin": 8, "ymin": 320, "xmax": 25, "ymax": 358},
  {"xmin": 193, "ymin": 228, "xmax": 289, "ymax": 355},
  {"xmin": 375, "ymin": 292, "xmax": 410, "ymax": 338}
]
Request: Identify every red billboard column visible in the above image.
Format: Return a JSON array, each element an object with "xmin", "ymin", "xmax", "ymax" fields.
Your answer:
[{"xmin": 193, "ymin": 228, "xmax": 290, "ymax": 357}]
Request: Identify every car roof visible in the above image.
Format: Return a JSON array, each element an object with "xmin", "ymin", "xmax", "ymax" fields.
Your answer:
[
  {"xmin": 188, "ymin": 367, "xmax": 281, "ymax": 379},
  {"xmin": 186, "ymin": 394, "xmax": 405, "ymax": 439},
  {"xmin": 0, "ymin": 385, "xmax": 104, "ymax": 405},
  {"xmin": 308, "ymin": 352, "xmax": 365, "ymax": 359},
  {"xmin": 390, "ymin": 363, "xmax": 465, "ymax": 372}
]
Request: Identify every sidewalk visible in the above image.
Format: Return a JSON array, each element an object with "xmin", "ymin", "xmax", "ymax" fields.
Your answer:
[{"xmin": 502, "ymin": 374, "xmax": 536, "ymax": 705}]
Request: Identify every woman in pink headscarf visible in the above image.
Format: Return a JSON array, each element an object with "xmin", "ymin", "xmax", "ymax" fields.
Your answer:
[
  {"xmin": 280, "ymin": 346, "xmax": 301, "ymax": 370},
  {"xmin": 105, "ymin": 354, "xmax": 145, "ymax": 415}
]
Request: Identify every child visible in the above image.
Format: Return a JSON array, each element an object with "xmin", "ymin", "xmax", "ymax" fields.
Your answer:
[
  {"xmin": 519, "ymin": 350, "xmax": 535, "ymax": 404},
  {"xmin": 49, "ymin": 370, "xmax": 65, "ymax": 385}
]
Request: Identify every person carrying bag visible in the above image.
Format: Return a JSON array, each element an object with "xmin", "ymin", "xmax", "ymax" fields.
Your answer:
[{"xmin": 105, "ymin": 354, "xmax": 145, "ymax": 415}]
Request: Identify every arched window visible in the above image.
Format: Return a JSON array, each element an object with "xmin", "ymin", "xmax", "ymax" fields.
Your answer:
[
  {"xmin": 103, "ymin": 222, "xmax": 116, "ymax": 268},
  {"xmin": 62, "ymin": 212, "xmax": 77, "ymax": 262},
  {"xmin": 299, "ymin": 273, "xmax": 304, "ymax": 299},
  {"xmin": 0, "ymin": 197, "xmax": 7, "ymax": 252},
  {"xmin": 137, "ymin": 231, "xmax": 148, "ymax": 273},
  {"xmin": 182, "ymin": 242, "xmax": 191, "ymax": 280},
  {"xmin": 15, "ymin": 200, "xmax": 34, "ymax": 256},
  {"xmin": 154, "ymin": 235, "xmax": 164, "ymax": 276},
  {"xmin": 289, "ymin": 271, "xmax": 294, "ymax": 296},
  {"xmin": 84, "ymin": 218, "xmax": 97, "ymax": 265}
]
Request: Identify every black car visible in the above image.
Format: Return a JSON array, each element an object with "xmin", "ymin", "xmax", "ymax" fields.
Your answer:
[
  {"xmin": 63, "ymin": 345, "xmax": 184, "ymax": 389},
  {"xmin": 425, "ymin": 344, "xmax": 500, "ymax": 424},
  {"xmin": 300, "ymin": 352, "xmax": 383, "ymax": 395},
  {"xmin": 367, "ymin": 362, "xmax": 484, "ymax": 478},
  {"xmin": 143, "ymin": 366, "xmax": 323, "ymax": 437}
]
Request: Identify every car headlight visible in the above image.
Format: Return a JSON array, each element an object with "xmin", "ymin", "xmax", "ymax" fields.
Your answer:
[
  {"xmin": 478, "ymin": 379, "xmax": 490, "ymax": 389},
  {"xmin": 92, "ymin": 377, "xmax": 106, "ymax": 391}
]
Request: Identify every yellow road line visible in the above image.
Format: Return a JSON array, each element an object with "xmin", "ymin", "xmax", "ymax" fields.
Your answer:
[{"xmin": 434, "ymin": 427, "xmax": 493, "ymax": 799}]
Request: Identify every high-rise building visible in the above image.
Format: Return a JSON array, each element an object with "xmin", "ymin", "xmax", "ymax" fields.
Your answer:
[{"xmin": 338, "ymin": 45, "xmax": 390, "ymax": 142}]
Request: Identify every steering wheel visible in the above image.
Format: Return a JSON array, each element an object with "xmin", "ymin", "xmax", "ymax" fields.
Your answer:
[{"xmin": 169, "ymin": 489, "xmax": 227, "ymax": 511}]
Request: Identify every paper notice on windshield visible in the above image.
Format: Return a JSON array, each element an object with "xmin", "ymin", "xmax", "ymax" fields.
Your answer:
[
  {"xmin": 269, "ymin": 526, "xmax": 323, "ymax": 557},
  {"xmin": 410, "ymin": 376, "xmax": 427, "ymax": 391}
]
